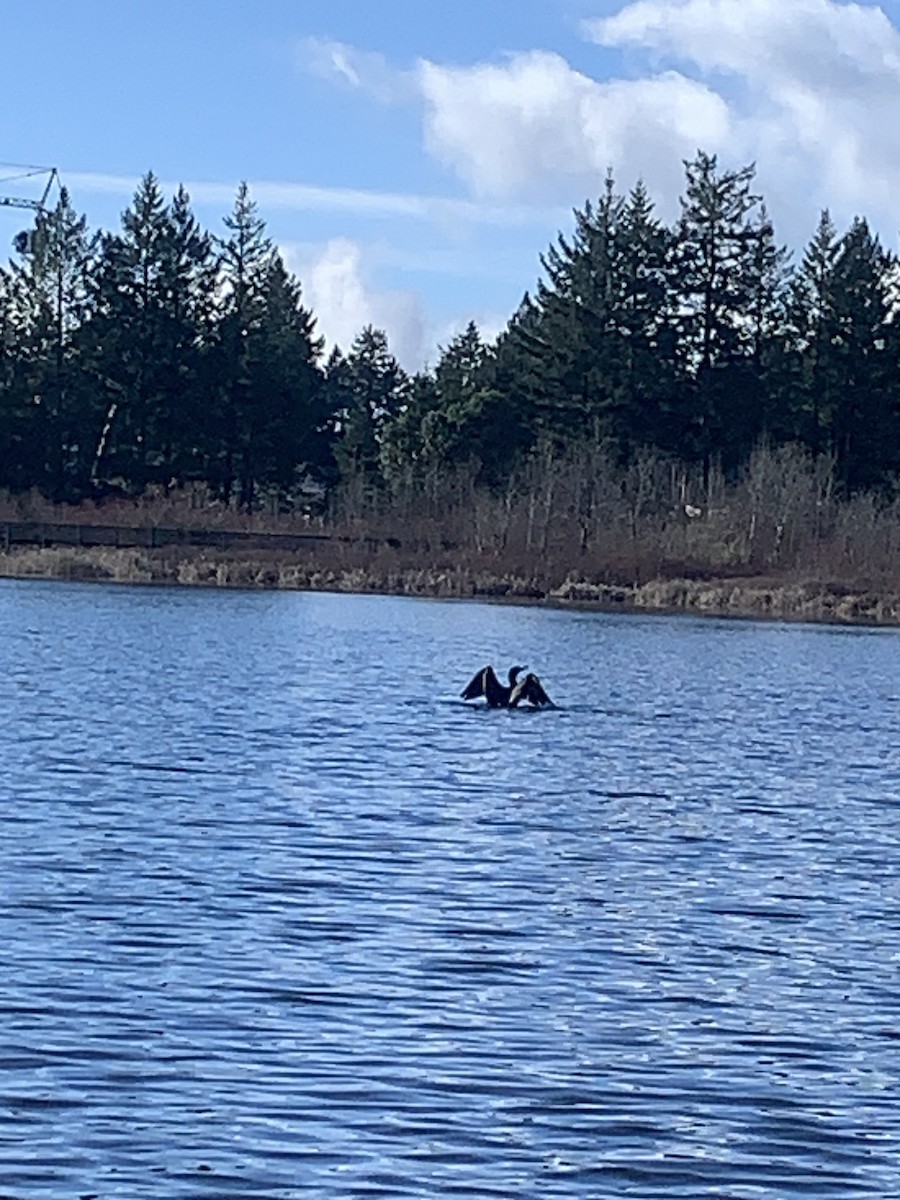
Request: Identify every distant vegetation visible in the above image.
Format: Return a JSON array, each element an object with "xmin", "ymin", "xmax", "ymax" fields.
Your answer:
[{"xmin": 2, "ymin": 153, "xmax": 900, "ymax": 595}]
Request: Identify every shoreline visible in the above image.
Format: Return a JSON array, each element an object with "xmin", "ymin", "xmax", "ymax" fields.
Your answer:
[{"xmin": 2, "ymin": 544, "xmax": 900, "ymax": 629}]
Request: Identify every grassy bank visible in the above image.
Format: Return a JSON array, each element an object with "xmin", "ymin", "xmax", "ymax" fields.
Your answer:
[
  {"xmin": 4, "ymin": 443, "xmax": 900, "ymax": 626},
  {"xmin": 2, "ymin": 542, "xmax": 899, "ymax": 627}
]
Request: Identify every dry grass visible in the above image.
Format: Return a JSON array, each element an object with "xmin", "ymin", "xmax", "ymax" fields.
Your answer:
[
  {"xmin": 0, "ymin": 484, "xmax": 326, "ymax": 534},
  {"xmin": 4, "ymin": 442, "xmax": 900, "ymax": 626},
  {"xmin": 550, "ymin": 576, "xmax": 900, "ymax": 624},
  {"xmin": 3, "ymin": 543, "xmax": 900, "ymax": 627}
]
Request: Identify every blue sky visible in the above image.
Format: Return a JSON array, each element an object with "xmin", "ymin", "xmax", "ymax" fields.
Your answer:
[{"xmin": 3, "ymin": 0, "xmax": 900, "ymax": 367}]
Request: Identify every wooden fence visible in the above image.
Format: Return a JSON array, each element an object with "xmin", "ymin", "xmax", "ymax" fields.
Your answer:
[{"xmin": 0, "ymin": 521, "xmax": 395, "ymax": 554}]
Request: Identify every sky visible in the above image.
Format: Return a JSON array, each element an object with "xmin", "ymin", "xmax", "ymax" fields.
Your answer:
[{"xmin": 3, "ymin": 0, "xmax": 900, "ymax": 369}]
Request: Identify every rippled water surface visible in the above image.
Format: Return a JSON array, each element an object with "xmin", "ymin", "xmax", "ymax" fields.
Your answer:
[{"xmin": 2, "ymin": 579, "xmax": 900, "ymax": 1198}]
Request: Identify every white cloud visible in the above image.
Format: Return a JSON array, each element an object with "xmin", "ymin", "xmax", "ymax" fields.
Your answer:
[
  {"xmin": 285, "ymin": 237, "xmax": 427, "ymax": 370},
  {"xmin": 62, "ymin": 170, "xmax": 555, "ymax": 229},
  {"xmin": 417, "ymin": 51, "xmax": 730, "ymax": 207},
  {"xmin": 587, "ymin": 0, "xmax": 900, "ymax": 81},
  {"xmin": 285, "ymin": 239, "xmax": 511, "ymax": 371},
  {"xmin": 587, "ymin": 0, "xmax": 900, "ymax": 234},
  {"xmin": 292, "ymin": 4, "xmax": 900, "ymax": 243},
  {"xmin": 58, "ymin": 1, "xmax": 900, "ymax": 379},
  {"xmin": 296, "ymin": 37, "xmax": 415, "ymax": 104}
]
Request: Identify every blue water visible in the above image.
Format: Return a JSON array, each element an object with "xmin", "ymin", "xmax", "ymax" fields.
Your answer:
[{"xmin": 1, "ymin": 579, "xmax": 899, "ymax": 1198}]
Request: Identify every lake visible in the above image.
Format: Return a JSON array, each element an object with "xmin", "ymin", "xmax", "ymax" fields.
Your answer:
[{"xmin": 1, "ymin": 579, "xmax": 899, "ymax": 1198}]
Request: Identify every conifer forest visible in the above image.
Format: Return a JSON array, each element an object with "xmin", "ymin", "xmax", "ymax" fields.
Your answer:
[{"xmin": 2, "ymin": 154, "xmax": 900, "ymax": 577}]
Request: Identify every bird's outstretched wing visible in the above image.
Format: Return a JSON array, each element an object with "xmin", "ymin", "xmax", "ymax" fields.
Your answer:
[
  {"xmin": 461, "ymin": 666, "xmax": 490, "ymax": 700},
  {"xmin": 510, "ymin": 672, "xmax": 554, "ymax": 708},
  {"xmin": 461, "ymin": 665, "xmax": 505, "ymax": 705}
]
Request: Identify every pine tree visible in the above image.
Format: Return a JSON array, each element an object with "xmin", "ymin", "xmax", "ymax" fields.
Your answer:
[
  {"xmin": 84, "ymin": 172, "xmax": 173, "ymax": 491},
  {"xmin": 0, "ymin": 263, "xmax": 40, "ymax": 491},
  {"xmin": 213, "ymin": 182, "xmax": 277, "ymax": 504},
  {"xmin": 788, "ymin": 212, "xmax": 898, "ymax": 486},
  {"xmin": 4, "ymin": 188, "xmax": 97, "ymax": 497},
  {"xmin": 605, "ymin": 181, "xmax": 682, "ymax": 454},
  {"xmin": 152, "ymin": 185, "xmax": 218, "ymax": 484},
  {"xmin": 675, "ymin": 153, "xmax": 762, "ymax": 368},
  {"xmin": 787, "ymin": 210, "xmax": 841, "ymax": 453},
  {"xmin": 523, "ymin": 175, "xmax": 626, "ymax": 444},
  {"xmin": 378, "ymin": 368, "xmax": 441, "ymax": 489},
  {"xmin": 475, "ymin": 296, "xmax": 554, "ymax": 482},
  {"xmin": 330, "ymin": 326, "xmax": 408, "ymax": 494},
  {"xmin": 673, "ymin": 152, "xmax": 775, "ymax": 469},
  {"xmin": 829, "ymin": 218, "xmax": 896, "ymax": 488},
  {"xmin": 415, "ymin": 321, "xmax": 492, "ymax": 469},
  {"xmin": 239, "ymin": 255, "xmax": 327, "ymax": 506},
  {"xmin": 489, "ymin": 177, "xmax": 685, "ymax": 469}
]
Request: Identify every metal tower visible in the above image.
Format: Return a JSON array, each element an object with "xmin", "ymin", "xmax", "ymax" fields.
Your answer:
[
  {"xmin": 0, "ymin": 164, "xmax": 59, "ymax": 250},
  {"xmin": 0, "ymin": 163, "xmax": 59, "ymax": 213}
]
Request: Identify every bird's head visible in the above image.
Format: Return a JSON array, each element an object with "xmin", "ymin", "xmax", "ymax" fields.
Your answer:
[{"xmin": 508, "ymin": 665, "xmax": 526, "ymax": 685}]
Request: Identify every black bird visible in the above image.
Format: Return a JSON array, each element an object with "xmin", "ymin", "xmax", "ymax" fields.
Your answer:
[{"xmin": 461, "ymin": 664, "xmax": 554, "ymax": 708}]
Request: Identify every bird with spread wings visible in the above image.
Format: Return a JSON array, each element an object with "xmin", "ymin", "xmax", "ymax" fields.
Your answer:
[{"xmin": 461, "ymin": 664, "xmax": 554, "ymax": 708}]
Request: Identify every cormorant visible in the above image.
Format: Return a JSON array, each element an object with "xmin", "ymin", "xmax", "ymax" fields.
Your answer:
[{"xmin": 460, "ymin": 664, "xmax": 554, "ymax": 708}]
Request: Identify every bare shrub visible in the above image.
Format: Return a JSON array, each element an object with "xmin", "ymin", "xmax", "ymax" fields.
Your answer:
[{"xmin": 5, "ymin": 434, "xmax": 900, "ymax": 606}]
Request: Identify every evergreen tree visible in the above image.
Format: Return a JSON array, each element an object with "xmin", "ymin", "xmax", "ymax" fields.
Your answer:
[
  {"xmin": 413, "ymin": 321, "xmax": 494, "ymax": 470},
  {"xmin": 378, "ymin": 368, "xmax": 441, "ymax": 489},
  {"xmin": 828, "ymin": 218, "xmax": 896, "ymax": 488},
  {"xmin": 151, "ymin": 184, "xmax": 218, "ymax": 484},
  {"xmin": 330, "ymin": 326, "xmax": 408, "ymax": 493},
  {"xmin": 474, "ymin": 297, "xmax": 554, "ymax": 483},
  {"xmin": 787, "ymin": 210, "xmax": 842, "ymax": 453},
  {"xmin": 499, "ymin": 177, "xmax": 681, "ymax": 465},
  {"xmin": 213, "ymin": 182, "xmax": 277, "ymax": 504},
  {"xmin": 238, "ymin": 255, "xmax": 327, "ymax": 505},
  {"xmin": 213, "ymin": 186, "xmax": 326, "ymax": 508},
  {"xmin": 521, "ymin": 176, "xmax": 626, "ymax": 444},
  {"xmin": 83, "ymin": 172, "xmax": 174, "ymax": 490},
  {"xmin": 1, "ymin": 154, "xmax": 899, "ymax": 509},
  {"xmin": 731, "ymin": 204, "xmax": 794, "ymax": 455},
  {"xmin": 673, "ymin": 152, "xmax": 776, "ymax": 469},
  {"xmin": 788, "ymin": 212, "xmax": 898, "ymax": 486},
  {"xmin": 81, "ymin": 176, "xmax": 222, "ymax": 493},
  {"xmin": 606, "ymin": 181, "xmax": 682, "ymax": 453},
  {"xmin": 3, "ymin": 188, "xmax": 96, "ymax": 497},
  {"xmin": 0, "ymin": 263, "xmax": 40, "ymax": 491}
]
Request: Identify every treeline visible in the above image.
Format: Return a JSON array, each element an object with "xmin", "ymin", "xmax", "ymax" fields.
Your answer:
[{"xmin": 2, "ymin": 154, "xmax": 899, "ymax": 513}]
